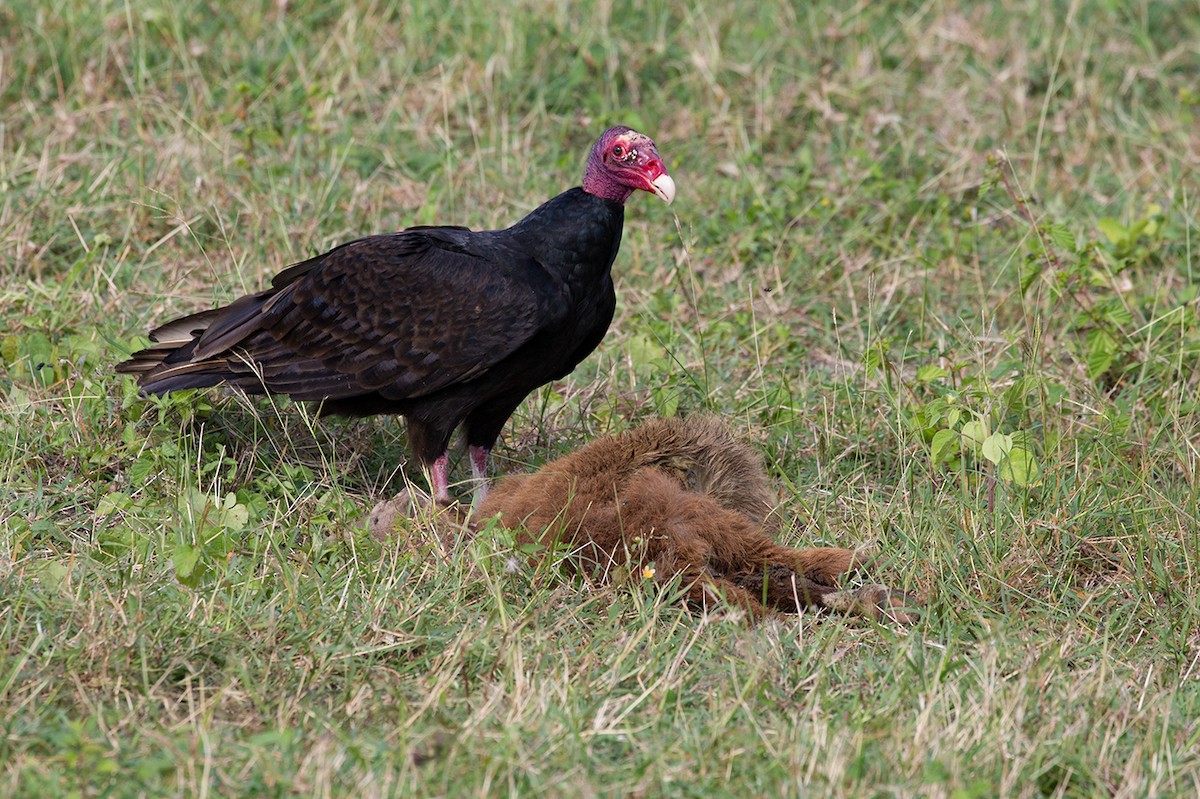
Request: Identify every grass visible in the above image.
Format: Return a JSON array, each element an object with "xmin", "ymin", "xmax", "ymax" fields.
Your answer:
[{"xmin": 3, "ymin": 0, "xmax": 1200, "ymax": 795}]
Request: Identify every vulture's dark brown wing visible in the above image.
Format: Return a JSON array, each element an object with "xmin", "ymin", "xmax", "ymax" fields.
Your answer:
[{"xmin": 132, "ymin": 229, "xmax": 565, "ymax": 401}]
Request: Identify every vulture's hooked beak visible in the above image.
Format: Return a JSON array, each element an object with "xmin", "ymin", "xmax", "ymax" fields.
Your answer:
[{"xmin": 651, "ymin": 173, "xmax": 676, "ymax": 205}]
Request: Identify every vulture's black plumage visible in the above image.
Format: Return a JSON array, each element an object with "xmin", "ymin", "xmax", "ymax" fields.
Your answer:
[{"xmin": 116, "ymin": 126, "xmax": 675, "ymax": 503}]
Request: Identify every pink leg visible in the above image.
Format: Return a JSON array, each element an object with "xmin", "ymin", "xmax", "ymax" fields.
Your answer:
[
  {"xmin": 427, "ymin": 452, "xmax": 451, "ymax": 504},
  {"xmin": 468, "ymin": 445, "xmax": 490, "ymax": 505}
]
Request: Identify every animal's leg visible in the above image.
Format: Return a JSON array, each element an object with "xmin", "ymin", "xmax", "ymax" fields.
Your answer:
[
  {"xmin": 468, "ymin": 444, "xmax": 490, "ymax": 506},
  {"xmin": 407, "ymin": 419, "xmax": 457, "ymax": 506},
  {"xmin": 464, "ymin": 393, "xmax": 526, "ymax": 507},
  {"xmin": 731, "ymin": 564, "xmax": 921, "ymax": 622},
  {"xmin": 613, "ymin": 471, "xmax": 794, "ymax": 616},
  {"xmin": 819, "ymin": 584, "xmax": 922, "ymax": 624},
  {"xmin": 732, "ymin": 541, "xmax": 923, "ymax": 620},
  {"xmin": 426, "ymin": 452, "xmax": 452, "ymax": 504},
  {"xmin": 678, "ymin": 572, "xmax": 774, "ymax": 620},
  {"xmin": 728, "ymin": 565, "xmax": 842, "ymax": 612},
  {"xmin": 644, "ymin": 551, "xmax": 773, "ymax": 621},
  {"xmin": 656, "ymin": 489, "xmax": 863, "ymax": 586},
  {"xmin": 625, "ymin": 477, "xmax": 914, "ymax": 619},
  {"xmin": 770, "ymin": 545, "xmax": 865, "ymax": 586}
]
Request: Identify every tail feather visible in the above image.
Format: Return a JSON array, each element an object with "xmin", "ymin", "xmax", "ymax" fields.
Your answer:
[
  {"xmin": 113, "ymin": 345, "xmax": 184, "ymax": 376},
  {"xmin": 147, "ymin": 308, "xmax": 224, "ymax": 347},
  {"xmin": 117, "ymin": 329, "xmax": 361, "ymax": 400},
  {"xmin": 137, "ymin": 363, "xmax": 262, "ymax": 394},
  {"xmin": 193, "ymin": 289, "xmax": 282, "ymax": 359},
  {"xmin": 117, "ymin": 285, "xmax": 367, "ymax": 403},
  {"xmin": 117, "ymin": 295, "xmax": 274, "ymax": 394},
  {"xmin": 120, "ymin": 340, "xmax": 263, "ymax": 394}
]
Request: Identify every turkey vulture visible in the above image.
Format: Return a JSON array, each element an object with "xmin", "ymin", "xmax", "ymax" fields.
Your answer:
[{"xmin": 117, "ymin": 126, "xmax": 674, "ymax": 504}]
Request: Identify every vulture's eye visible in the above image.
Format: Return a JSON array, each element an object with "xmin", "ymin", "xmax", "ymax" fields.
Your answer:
[{"xmin": 612, "ymin": 145, "xmax": 624, "ymax": 157}]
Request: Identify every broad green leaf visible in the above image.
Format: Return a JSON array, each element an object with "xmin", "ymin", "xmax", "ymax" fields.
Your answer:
[
  {"xmin": 219, "ymin": 494, "xmax": 250, "ymax": 531},
  {"xmin": 1020, "ymin": 258, "xmax": 1043, "ymax": 296},
  {"xmin": 95, "ymin": 530, "xmax": 129, "ymax": 562},
  {"xmin": 128, "ymin": 457, "xmax": 157, "ymax": 486},
  {"xmin": 864, "ymin": 341, "xmax": 889, "ymax": 372},
  {"xmin": 960, "ymin": 420, "xmax": 987, "ymax": 453},
  {"xmin": 999, "ymin": 447, "xmax": 1041, "ymax": 487},
  {"xmin": 1142, "ymin": 203, "xmax": 1162, "ymax": 236},
  {"xmin": 1103, "ymin": 304, "xmax": 1132, "ymax": 326},
  {"xmin": 96, "ymin": 491, "xmax": 132, "ymax": 517},
  {"xmin": 655, "ymin": 389, "xmax": 680, "ymax": 418},
  {"xmin": 1045, "ymin": 222, "xmax": 1076, "ymax": 252},
  {"xmin": 1, "ymin": 335, "xmax": 17, "ymax": 364},
  {"xmin": 916, "ymin": 365, "xmax": 948, "ymax": 383},
  {"xmin": 12, "ymin": 332, "xmax": 58, "ymax": 387},
  {"xmin": 1128, "ymin": 217, "xmax": 1149, "ymax": 242},
  {"xmin": 173, "ymin": 543, "xmax": 201, "ymax": 579},
  {"xmin": 1003, "ymin": 375, "xmax": 1038, "ymax": 413},
  {"xmin": 930, "ymin": 429, "xmax": 960, "ymax": 465},
  {"xmin": 923, "ymin": 398, "xmax": 949, "ymax": 427},
  {"xmin": 30, "ymin": 560, "xmax": 71, "ymax": 591},
  {"xmin": 1009, "ymin": 429, "xmax": 1035, "ymax": 447},
  {"xmin": 980, "ymin": 432, "xmax": 1013, "ymax": 465},
  {"xmin": 626, "ymin": 333, "xmax": 670, "ymax": 374},
  {"xmin": 1098, "ymin": 217, "xmax": 1128, "ymax": 247},
  {"xmin": 1086, "ymin": 328, "xmax": 1119, "ymax": 380}
]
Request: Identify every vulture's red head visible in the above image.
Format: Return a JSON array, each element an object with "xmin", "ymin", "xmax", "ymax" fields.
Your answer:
[{"xmin": 582, "ymin": 126, "xmax": 675, "ymax": 205}]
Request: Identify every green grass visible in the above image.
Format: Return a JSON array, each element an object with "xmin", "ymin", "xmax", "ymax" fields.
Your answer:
[{"xmin": 3, "ymin": 0, "xmax": 1200, "ymax": 795}]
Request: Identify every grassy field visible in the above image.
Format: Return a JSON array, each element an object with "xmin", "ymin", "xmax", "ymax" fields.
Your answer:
[{"xmin": 3, "ymin": 0, "xmax": 1200, "ymax": 795}]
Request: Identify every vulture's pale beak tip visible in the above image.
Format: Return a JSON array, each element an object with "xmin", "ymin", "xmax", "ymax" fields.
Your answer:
[{"xmin": 651, "ymin": 173, "xmax": 676, "ymax": 205}]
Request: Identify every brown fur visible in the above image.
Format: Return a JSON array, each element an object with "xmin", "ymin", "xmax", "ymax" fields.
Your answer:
[{"xmin": 474, "ymin": 417, "xmax": 918, "ymax": 623}]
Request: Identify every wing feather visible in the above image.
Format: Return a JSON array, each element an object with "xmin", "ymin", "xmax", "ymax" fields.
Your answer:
[
  {"xmin": 124, "ymin": 229, "xmax": 563, "ymax": 402},
  {"xmin": 255, "ymin": 232, "xmax": 558, "ymax": 398}
]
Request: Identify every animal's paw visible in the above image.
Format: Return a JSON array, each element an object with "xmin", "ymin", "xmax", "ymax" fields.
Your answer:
[{"xmin": 821, "ymin": 584, "xmax": 921, "ymax": 624}]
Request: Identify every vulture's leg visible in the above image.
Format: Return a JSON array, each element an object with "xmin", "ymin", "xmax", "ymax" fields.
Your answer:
[
  {"xmin": 464, "ymin": 397, "xmax": 522, "ymax": 507},
  {"xmin": 468, "ymin": 444, "xmax": 490, "ymax": 506},
  {"xmin": 427, "ymin": 453, "xmax": 452, "ymax": 504},
  {"xmin": 407, "ymin": 420, "xmax": 456, "ymax": 505}
]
